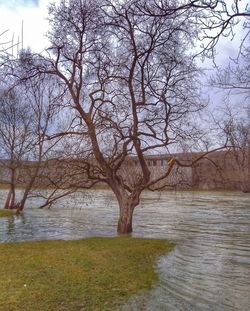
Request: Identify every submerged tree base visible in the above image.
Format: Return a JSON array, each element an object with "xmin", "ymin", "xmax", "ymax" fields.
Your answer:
[{"xmin": 0, "ymin": 237, "xmax": 174, "ymax": 311}]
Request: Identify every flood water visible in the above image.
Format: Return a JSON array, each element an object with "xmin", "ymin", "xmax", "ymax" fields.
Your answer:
[{"xmin": 0, "ymin": 189, "xmax": 250, "ymax": 310}]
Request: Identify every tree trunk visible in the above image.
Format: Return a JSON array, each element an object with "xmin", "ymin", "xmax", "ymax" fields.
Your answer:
[
  {"xmin": 17, "ymin": 188, "xmax": 30, "ymax": 211},
  {"xmin": 117, "ymin": 201, "xmax": 135, "ymax": 234},
  {"xmin": 114, "ymin": 188, "xmax": 140, "ymax": 234},
  {"xmin": 4, "ymin": 189, "xmax": 12, "ymax": 209},
  {"xmin": 9, "ymin": 185, "xmax": 15, "ymax": 208},
  {"xmin": 4, "ymin": 167, "xmax": 17, "ymax": 209}
]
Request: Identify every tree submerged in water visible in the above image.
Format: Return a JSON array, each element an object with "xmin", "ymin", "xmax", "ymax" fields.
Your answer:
[
  {"xmin": 0, "ymin": 72, "xmax": 81, "ymax": 211},
  {"xmin": 2, "ymin": 0, "xmax": 249, "ymax": 233},
  {"xmin": 43, "ymin": 0, "xmax": 205, "ymax": 233}
]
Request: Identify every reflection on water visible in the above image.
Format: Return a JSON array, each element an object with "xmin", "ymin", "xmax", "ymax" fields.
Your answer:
[
  {"xmin": 5, "ymin": 213, "xmax": 26, "ymax": 237},
  {"xmin": 0, "ymin": 189, "xmax": 250, "ymax": 310}
]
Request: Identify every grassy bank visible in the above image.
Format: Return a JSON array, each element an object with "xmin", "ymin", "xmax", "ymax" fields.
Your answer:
[
  {"xmin": 0, "ymin": 237, "xmax": 174, "ymax": 311},
  {"xmin": 0, "ymin": 209, "xmax": 17, "ymax": 217}
]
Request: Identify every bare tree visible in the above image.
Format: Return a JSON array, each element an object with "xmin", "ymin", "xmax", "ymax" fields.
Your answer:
[
  {"xmin": 0, "ymin": 62, "xmax": 75, "ymax": 211},
  {"xmin": 29, "ymin": 0, "xmax": 211, "ymax": 234},
  {"xmin": 211, "ymin": 19, "xmax": 250, "ymax": 100},
  {"xmin": 208, "ymin": 7, "xmax": 249, "ymax": 191},
  {"xmin": 6, "ymin": 0, "xmax": 249, "ymax": 232},
  {"xmin": 1, "ymin": 48, "xmax": 99, "ymax": 211},
  {"xmin": 222, "ymin": 106, "xmax": 250, "ymax": 192},
  {"xmin": 0, "ymin": 88, "xmax": 33, "ymax": 209}
]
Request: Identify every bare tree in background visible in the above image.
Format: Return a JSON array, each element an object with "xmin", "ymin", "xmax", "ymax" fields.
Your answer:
[
  {"xmin": 0, "ymin": 88, "xmax": 33, "ymax": 209},
  {"xmin": 209, "ymin": 5, "xmax": 249, "ymax": 191},
  {"xmin": 211, "ymin": 31, "xmax": 250, "ymax": 100},
  {"xmin": 0, "ymin": 57, "xmax": 80, "ymax": 211},
  {"xmin": 222, "ymin": 106, "xmax": 250, "ymax": 192}
]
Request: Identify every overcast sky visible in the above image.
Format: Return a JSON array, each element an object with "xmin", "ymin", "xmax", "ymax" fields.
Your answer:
[
  {"xmin": 0, "ymin": 0, "xmax": 58, "ymax": 54},
  {"xmin": 0, "ymin": 0, "xmax": 246, "ymax": 57},
  {"xmin": 0, "ymin": 0, "xmax": 248, "ymax": 108}
]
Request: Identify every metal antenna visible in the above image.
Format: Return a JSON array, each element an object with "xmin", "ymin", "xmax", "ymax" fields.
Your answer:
[
  {"xmin": 17, "ymin": 35, "xmax": 20, "ymax": 56},
  {"xmin": 11, "ymin": 33, "xmax": 14, "ymax": 57},
  {"xmin": 21, "ymin": 20, "xmax": 24, "ymax": 50}
]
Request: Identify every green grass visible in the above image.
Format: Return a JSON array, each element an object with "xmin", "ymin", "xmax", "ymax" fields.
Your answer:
[
  {"xmin": 0, "ymin": 209, "xmax": 17, "ymax": 217},
  {"xmin": 0, "ymin": 237, "xmax": 174, "ymax": 311}
]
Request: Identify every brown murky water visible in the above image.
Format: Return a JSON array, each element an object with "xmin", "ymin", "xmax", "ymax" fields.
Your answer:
[{"xmin": 0, "ymin": 189, "xmax": 249, "ymax": 310}]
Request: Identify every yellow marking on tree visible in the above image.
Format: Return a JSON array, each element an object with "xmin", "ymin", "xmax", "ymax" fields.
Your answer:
[{"xmin": 167, "ymin": 158, "xmax": 175, "ymax": 167}]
